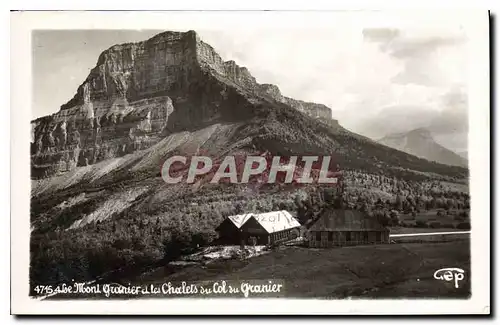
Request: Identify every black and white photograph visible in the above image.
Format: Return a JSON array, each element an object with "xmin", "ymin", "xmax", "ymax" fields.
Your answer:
[{"xmin": 10, "ymin": 10, "xmax": 490, "ymax": 315}]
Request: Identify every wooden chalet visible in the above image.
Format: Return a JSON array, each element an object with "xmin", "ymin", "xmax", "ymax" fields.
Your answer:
[{"xmin": 307, "ymin": 209, "xmax": 389, "ymax": 248}]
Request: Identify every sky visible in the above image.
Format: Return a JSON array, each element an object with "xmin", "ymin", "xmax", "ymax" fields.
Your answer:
[{"xmin": 32, "ymin": 26, "xmax": 468, "ymax": 152}]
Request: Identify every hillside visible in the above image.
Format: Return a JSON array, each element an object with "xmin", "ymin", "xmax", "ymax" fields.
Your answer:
[{"xmin": 378, "ymin": 128, "xmax": 468, "ymax": 168}]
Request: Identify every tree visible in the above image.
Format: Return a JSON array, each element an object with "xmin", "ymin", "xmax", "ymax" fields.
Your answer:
[
  {"xmin": 395, "ymin": 194, "xmax": 403, "ymax": 211},
  {"xmin": 390, "ymin": 210, "xmax": 400, "ymax": 226},
  {"xmin": 323, "ymin": 188, "xmax": 337, "ymax": 205},
  {"xmin": 373, "ymin": 210, "xmax": 390, "ymax": 227},
  {"xmin": 446, "ymin": 198, "xmax": 456, "ymax": 210},
  {"xmin": 297, "ymin": 203, "xmax": 308, "ymax": 224},
  {"xmin": 304, "ymin": 196, "xmax": 314, "ymax": 212},
  {"xmin": 416, "ymin": 220, "xmax": 427, "ymax": 228},
  {"xmin": 456, "ymin": 222, "xmax": 471, "ymax": 230},
  {"xmin": 415, "ymin": 196, "xmax": 421, "ymax": 209},
  {"xmin": 290, "ymin": 229, "xmax": 300, "ymax": 240},
  {"xmin": 333, "ymin": 195, "xmax": 344, "ymax": 209},
  {"xmin": 406, "ymin": 195, "xmax": 415, "ymax": 208},
  {"xmin": 294, "ymin": 190, "xmax": 308, "ymax": 206},
  {"xmin": 428, "ymin": 198, "xmax": 437, "ymax": 209},
  {"xmin": 360, "ymin": 201, "xmax": 371, "ymax": 213},
  {"xmin": 235, "ymin": 202, "xmax": 243, "ymax": 214},
  {"xmin": 435, "ymin": 197, "xmax": 445, "ymax": 209}
]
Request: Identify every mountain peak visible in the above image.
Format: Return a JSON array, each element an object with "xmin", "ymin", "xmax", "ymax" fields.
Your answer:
[
  {"xmin": 378, "ymin": 128, "xmax": 467, "ymax": 167},
  {"xmin": 60, "ymin": 30, "xmax": 333, "ymax": 119},
  {"xmin": 408, "ymin": 127, "xmax": 432, "ymax": 137},
  {"xmin": 31, "ymin": 30, "xmax": 336, "ymax": 178}
]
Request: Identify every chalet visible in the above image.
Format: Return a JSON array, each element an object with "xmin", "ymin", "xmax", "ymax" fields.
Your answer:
[
  {"xmin": 240, "ymin": 211, "xmax": 301, "ymax": 245},
  {"xmin": 215, "ymin": 213, "xmax": 253, "ymax": 245},
  {"xmin": 216, "ymin": 210, "xmax": 301, "ymax": 246},
  {"xmin": 307, "ymin": 209, "xmax": 389, "ymax": 248}
]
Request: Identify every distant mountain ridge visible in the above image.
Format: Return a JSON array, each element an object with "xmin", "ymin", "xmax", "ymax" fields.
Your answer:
[{"xmin": 378, "ymin": 128, "xmax": 468, "ymax": 167}]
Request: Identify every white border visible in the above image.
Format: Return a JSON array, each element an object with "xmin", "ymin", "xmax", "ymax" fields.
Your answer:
[{"xmin": 10, "ymin": 10, "xmax": 490, "ymax": 315}]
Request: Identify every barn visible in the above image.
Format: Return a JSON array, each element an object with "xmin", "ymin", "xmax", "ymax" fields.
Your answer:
[
  {"xmin": 214, "ymin": 213, "xmax": 253, "ymax": 245},
  {"xmin": 216, "ymin": 210, "xmax": 301, "ymax": 246},
  {"xmin": 307, "ymin": 209, "xmax": 389, "ymax": 248}
]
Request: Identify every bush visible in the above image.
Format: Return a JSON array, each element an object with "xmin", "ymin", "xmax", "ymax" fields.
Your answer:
[
  {"xmin": 456, "ymin": 222, "xmax": 471, "ymax": 230},
  {"xmin": 416, "ymin": 220, "xmax": 427, "ymax": 228},
  {"xmin": 373, "ymin": 210, "xmax": 390, "ymax": 227},
  {"xmin": 290, "ymin": 229, "xmax": 300, "ymax": 239},
  {"xmin": 428, "ymin": 221, "xmax": 441, "ymax": 229},
  {"xmin": 405, "ymin": 221, "xmax": 416, "ymax": 228},
  {"xmin": 389, "ymin": 210, "xmax": 400, "ymax": 226}
]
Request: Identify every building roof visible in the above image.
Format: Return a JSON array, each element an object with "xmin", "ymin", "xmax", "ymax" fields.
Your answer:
[
  {"xmin": 222, "ymin": 210, "xmax": 301, "ymax": 234},
  {"xmin": 226, "ymin": 213, "xmax": 254, "ymax": 228},
  {"xmin": 308, "ymin": 209, "xmax": 388, "ymax": 232},
  {"xmin": 246, "ymin": 210, "xmax": 301, "ymax": 234}
]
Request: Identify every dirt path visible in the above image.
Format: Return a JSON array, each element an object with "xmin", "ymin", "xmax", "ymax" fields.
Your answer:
[{"xmin": 390, "ymin": 231, "xmax": 470, "ymax": 237}]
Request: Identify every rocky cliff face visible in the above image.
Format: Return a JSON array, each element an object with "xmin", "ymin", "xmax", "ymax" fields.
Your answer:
[{"xmin": 31, "ymin": 30, "xmax": 335, "ymax": 179}]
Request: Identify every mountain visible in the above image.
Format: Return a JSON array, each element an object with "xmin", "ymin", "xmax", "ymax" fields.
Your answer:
[
  {"xmin": 31, "ymin": 30, "xmax": 470, "ymax": 209},
  {"xmin": 378, "ymin": 128, "xmax": 468, "ymax": 167},
  {"xmin": 31, "ymin": 30, "xmax": 468, "ymax": 200},
  {"xmin": 31, "ymin": 31, "xmax": 334, "ymax": 179}
]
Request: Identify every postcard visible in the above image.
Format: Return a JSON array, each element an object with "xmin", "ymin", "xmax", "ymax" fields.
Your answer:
[{"xmin": 10, "ymin": 10, "xmax": 490, "ymax": 315}]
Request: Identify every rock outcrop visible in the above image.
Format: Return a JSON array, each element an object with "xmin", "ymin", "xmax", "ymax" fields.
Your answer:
[{"xmin": 31, "ymin": 30, "xmax": 336, "ymax": 179}]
